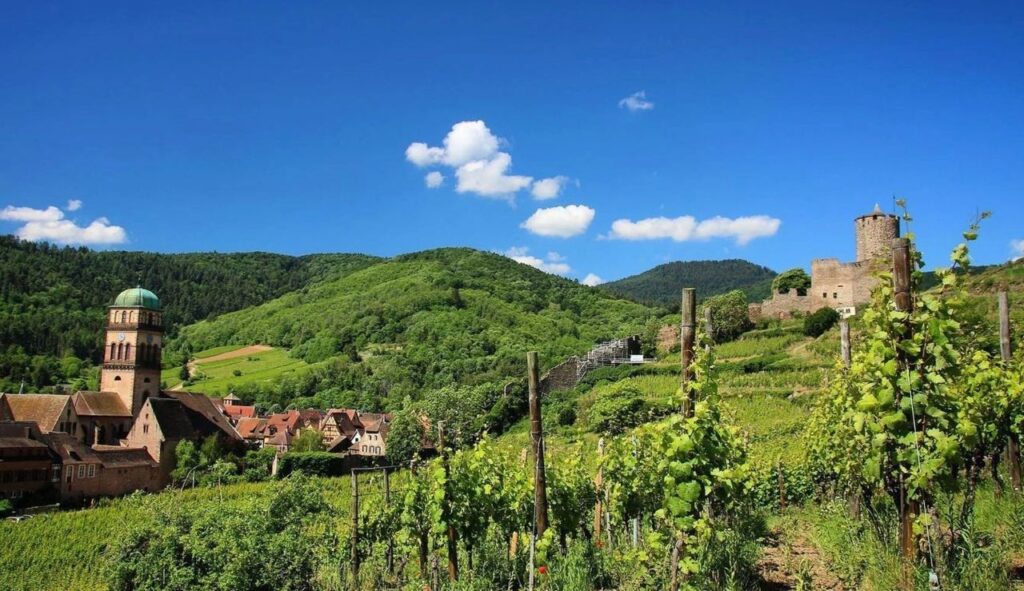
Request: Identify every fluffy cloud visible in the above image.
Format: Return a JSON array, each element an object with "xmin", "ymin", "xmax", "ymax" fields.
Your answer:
[
  {"xmin": 608, "ymin": 214, "xmax": 780, "ymax": 245},
  {"xmin": 503, "ymin": 247, "xmax": 571, "ymax": 275},
  {"xmin": 581, "ymin": 273, "xmax": 604, "ymax": 287},
  {"xmin": 0, "ymin": 204, "xmax": 127, "ymax": 246},
  {"xmin": 406, "ymin": 120, "xmax": 568, "ymax": 200},
  {"xmin": 521, "ymin": 205, "xmax": 596, "ymax": 238},
  {"xmin": 0, "ymin": 205, "xmax": 64, "ymax": 222},
  {"xmin": 66, "ymin": 199, "xmax": 82, "ymax": 211},
  {"xmin": 1012, "ymin": 239, "xmax": 1024, "ymax": 261},
  {"xmin": 454, "ymin": 152, "xmax": 533, "ymax": 197},
  {"xmin": 618, "ymin": 90, "xmax": 654, "ymax": 111},
  {"xmin": 425, "ymin": 171, "xmax": 445, "ymax": 188},
  {"xmin": 531, "ymin": 176, "xmax": 569, "ymax": 200}
]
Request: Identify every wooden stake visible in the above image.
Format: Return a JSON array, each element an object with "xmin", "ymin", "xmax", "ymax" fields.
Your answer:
[
  {"xmin": 527, "ymin": 351, "xmax": 549, "ymax": 535},
  {"xmin": 892, "ymin": 238, "xmax": 919, "ymax": 589},
  {"xmin": 384, "ymin": 468, "xmax": 394, "ymax": 574},
  {"xmin": 594, "ymin": 438, "xmax": 604, "ymax": 541},
  {"xmin": 777, "ymin": 460, "xmax": 786, "ymax": 510},
  {"xmin": 680, "ymin": 288, "xmax": 697, "ymax": 417},
  {"xmin": 840, "ymin": 319, "xmax": 852, "ymax": 369},
  {"xmin": 438, "ymin": 423, "xmax": 459, "ymax": 581},
  {"xmin": 999, "ymin": 291, "xmax": 1023, "ymax": 492},
  {"xmin": 411, "ymin": 463, "xmax": 429, "ymax": 580},
  {"xmin": 704, "ymin": 305, "xmax": 714, "ymax": 346},
  {"xmin": 351, "ymin": 469, "xmax": 360, "ymax": 586}
]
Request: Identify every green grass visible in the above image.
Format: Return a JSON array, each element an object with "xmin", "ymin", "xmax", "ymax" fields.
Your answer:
[{"xmin": 160, "ymin": 346, "xmax": 310, "ymax": 394}]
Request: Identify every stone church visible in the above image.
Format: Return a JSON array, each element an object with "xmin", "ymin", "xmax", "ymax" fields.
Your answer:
[
  {"xmin": 1, "ymin": 287, "xmax": 240, "ymax": 501},
  {"xmin": 749, "ymin": 205, "xmax": 900, "ymax": 320}
]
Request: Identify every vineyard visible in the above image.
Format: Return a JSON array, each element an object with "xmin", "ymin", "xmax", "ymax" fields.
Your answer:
[{"xmin": 3, "ymin": 215, "xmax": 1024, "ymax": 590}]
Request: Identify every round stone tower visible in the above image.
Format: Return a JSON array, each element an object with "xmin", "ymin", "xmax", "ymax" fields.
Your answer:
[{"xmin": 854, "ymin": 204, "xmax": 900, "ymax": 262}]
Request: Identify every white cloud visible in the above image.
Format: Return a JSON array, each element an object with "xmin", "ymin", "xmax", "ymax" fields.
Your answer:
[
  {"xmin": 608, "ymin": 214, "xmax": 780, "ymax": 245},
  {"xmin": 531, "ymin": 176, "xmax": 569, "ymax": 200},
  {"xmin": 1012, "ymin": 239, "xmax": 1024, "ymax": 261},
  {"xmin": 618, "ymin": 90, "xmax": 654, "ymax": 112},
  {"xmin": 582, "ymin": 273, "xmax": 604, "ymax": 287},
  {"xmin": 1, "ymin": 203, "xmax": 128, "ymax": 246},
  {"xmin": 522, "ymin": 204, "xmax": 596, "ymax": 238},
  {"xmin": 406, "ymin": 120, "xmax": 567, "ymax": 200},
  {"xmin": 503, "ymin": 247, "xmax": 571, "ymax": 275},
  {"xmin": 66, "ymin": 199, "xmax": 82, "ymax": 212},
  {"xmin": 455, "ymin": 152, "xmax": 533, "ymax": 197},
  {"xmin": 0, "ymin": 205, "xmax": 64, "ymax": 222},
  {"xmin": 425, "ymin": 171, "xmax": 445, "ymax": 188}
]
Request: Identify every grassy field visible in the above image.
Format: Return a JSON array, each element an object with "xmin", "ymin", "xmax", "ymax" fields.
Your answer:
[{"xmin": 161, "ymin": 345, "xmax": 309, "ymax": 394}]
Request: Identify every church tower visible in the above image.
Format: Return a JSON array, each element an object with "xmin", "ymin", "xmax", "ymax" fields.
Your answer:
[{"xmin": 100, "ymin": 287, "xmax": 164, "ymax": 417}]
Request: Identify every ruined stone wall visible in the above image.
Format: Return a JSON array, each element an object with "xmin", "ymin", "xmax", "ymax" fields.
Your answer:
[
  {"xmin": 751, "ymin": 290, "xmax": 820, "ymax": 320},
  {"xmin": 539, "ymin": 357, "xmax": 582, "ymax": 394},
  {"xmin": 855, "ymin": 213, "xmax": 900, "ymax": 262}
]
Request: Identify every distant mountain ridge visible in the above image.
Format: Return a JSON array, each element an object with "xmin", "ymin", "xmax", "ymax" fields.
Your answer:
[{"xmin": 601, "ymin": 259, "xmax": 777, "ymax": 308}]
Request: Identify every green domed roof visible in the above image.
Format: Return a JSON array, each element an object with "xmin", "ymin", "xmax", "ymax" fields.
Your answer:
[{"xmin": 113, "ymin": 287, "xmax": 161, "ymax": 310}]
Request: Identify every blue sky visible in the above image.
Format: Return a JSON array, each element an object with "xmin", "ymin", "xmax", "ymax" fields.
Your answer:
[{"xmin": 1, "ymin": 1, "xmax": 1022, "ymax": 284}]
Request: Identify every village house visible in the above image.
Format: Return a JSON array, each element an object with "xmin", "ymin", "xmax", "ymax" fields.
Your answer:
[
  {"xmin": 0, "ymin": 422, "xmax": 59, "ymax": 503},
  {"xmin": 1, "ymin": 393, "xmax": 81, "ymax": 439}
]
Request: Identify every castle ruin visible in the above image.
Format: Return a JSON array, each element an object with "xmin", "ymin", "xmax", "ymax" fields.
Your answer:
[{"xmin": 749, "ymin": 205, "xmax": 899, "ymax": 320}]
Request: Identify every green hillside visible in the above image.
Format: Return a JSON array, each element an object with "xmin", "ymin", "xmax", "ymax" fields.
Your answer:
[
  {"xmin": 0, "ymin": 234, "xmax": 380, "ymax": 391},
  {"xmin": 173, "ymin": 247, "xmax": 658, "ymax": 412},
  {"xmin": 602, "ymin": 259, "xmax": 776, "ymax": 308}
]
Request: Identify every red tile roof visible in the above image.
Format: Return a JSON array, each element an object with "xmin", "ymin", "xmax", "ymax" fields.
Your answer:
[
  {"xmin": 224, "ymin": 405, "xmax": 257, "ymax": 419},
  {"xmin": 2, "ymin": 393, "xmax": 71, "ymax": 431},
  {"xmin": 73, "ymin": 391, "xmax": 131, "ymax": 418}
]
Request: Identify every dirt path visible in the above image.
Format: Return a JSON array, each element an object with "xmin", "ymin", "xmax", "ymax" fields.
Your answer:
[
  {"xmin": 194, "ymin": 344, "xmax": 273, "ymax": 365},
  {"xmin": 757, "ymin": 529, "xmax": 843, "ymax": 590}
]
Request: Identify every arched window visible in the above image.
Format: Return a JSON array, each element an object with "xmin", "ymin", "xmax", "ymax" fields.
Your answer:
[
  {"xmin": 114, "ymin": 376, "xmax": 122, "ymax": 382},
  {"xmin": 124, "ymin": 343, "xmax": 131, "ymax": 360},
  {"xmin": 154, "ymin": 345, "xmax": 161, "ymax": 362},
  {"xmin": 120, "ymin": 311, "xmax": 127, "ymax": 323},
  {"xmin": 116, "ymin": 343, "xmax": 123, "ymax": 360},
  {"xmin": 138, "ymin": 343, "xmax": 147, "ymax": 363},
  {"xmin": 109, "ymin": 343, "xmax": 116, "ymax": 360}
]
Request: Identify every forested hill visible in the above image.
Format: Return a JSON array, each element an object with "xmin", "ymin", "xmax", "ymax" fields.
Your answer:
[
  {"xmin": 0, "ymin": 234, "xmax": 379, "ymax": 373},
  {"xmin": 601, "ymin": 259, "xmax": 776, "ymax": 308},
  {"xmin": 175, "ymin": 247, "xmax": 657, "ymax": 412}
]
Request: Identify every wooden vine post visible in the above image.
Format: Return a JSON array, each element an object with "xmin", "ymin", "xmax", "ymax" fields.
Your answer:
[
  {"xmin": 999, "ymin": 291, "xmax": 1023, "ymax": 491},
  {"xmin": 410, "ymin": 462, "xmax": 429, "ymax": 580},
  {"xmin": 527, "ymin": 351, "xmax": 549, "ymax": 535},
  {"xmin": 384, "ymin": 468, "xmax": 394, "ymax": 574},
  {"xmin": 437, "ymin": 422, "xmax": 459, "ymax": 581},
  {"xmin": 704, "ymin": 305, "xmax": 714, "ymax": 348},
  {"xmin": 594, "ymin": 437, "xmax": 604, "ymax": 541},
  {"xmin": 840, "ymin": 319, "xmax": 852, "ymax": 369},
  {"xmin": 892, "ymin": 238, "xmax": 919, "ymax": 588},
  {"xmin": 670, "ymin": 287, "xmax": 698, "ymax": 591},
  {"xmin": 680, "ymin": 288, "xmax": 697, "ymax": 418},
  {"xmin": 350, "ymin": 469, "xmax": 360, "ymax": 587}
]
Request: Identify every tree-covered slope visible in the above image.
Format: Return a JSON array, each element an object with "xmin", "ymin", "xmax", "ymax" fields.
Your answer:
[
  {"xmin": 175, "ymin": 248, "xmax": 657, "ymax": 410},
  {"xmin": 0, "ymin": 235, "xmax": 380, "ymax": 388},
  {"xmin": 601, "ymin": 259, "xmax": 776, "ymax": 308}
]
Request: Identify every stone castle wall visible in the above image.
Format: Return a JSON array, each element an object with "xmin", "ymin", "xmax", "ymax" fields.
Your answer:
[{"xmin": 539, "ymin": 336, "xmax": 640, "ymax": 394}]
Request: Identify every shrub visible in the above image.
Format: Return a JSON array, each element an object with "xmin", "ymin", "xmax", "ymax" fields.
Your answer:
[
  {"xmin": 276, "ymin": 452, "xmax": 347, "ymax": 477},
  {"xmin": 703, "ymin": 290, "xmax": 753, "ymax": 342},
  {"xmin": 556, "ymin": 404, "xmax": 577, "ymax": 427},
  {"xmin": 587, "ymin": 387, "xmax": 651, "ymax": 434},
  {"xmin": 803, "ymin": 307, "xmax": 840, "ymax": 337},
  {"xmin": 772, "ymin": 268, "xmax": 810, "ymax": 295}
]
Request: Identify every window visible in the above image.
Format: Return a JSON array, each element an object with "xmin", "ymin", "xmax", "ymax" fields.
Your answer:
[
  {"xmin": 66, "ymin": 466, "xmax": 73, "ymax": 482},
  {"xmin": 143, "ymin": 424, "xmax": 149, "ymax": 434},
  {"xmin": 822, "ymin": 292, "xmax": 827, "ymax": 298},
  {"xmin": 77, "ymin": 465, "xmax": 85, "ymax": 478},
  {"xmin": 114, "ymin": 376, "xmax": 122, "ymax": 382},
  {"xmin": 87, "ymin": 464, "xmax": 96, "ymax": 478},
  {"xmin": 833, "ymin": 292, "xmax": 838, "ymax": 299}
]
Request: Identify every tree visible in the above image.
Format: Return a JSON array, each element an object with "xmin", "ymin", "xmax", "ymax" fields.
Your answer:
[
  {"xmin": 290, "ymin": 428, "xmax": 325, "ymax": 452},
  {"xmin": 171, "ymin": 440, "xmax": 201, "ymax": 484},
  {"xmin": 179, "ymin": 365, "xmax": 190, "ymax": 382},
  {"xmin": 772, "ymin": 268, "xmax": 810, "ymax": 295},
  {"xmin": 803, "ymin": 307, "xmax": 840, "ymax": 337},
  {"xmin": 385, "ymin": 408, "xmax": 426, "ymax": 464},
  {"xmin": 702, "ymin": 290, "xmax": 753, "ymax": 342}
]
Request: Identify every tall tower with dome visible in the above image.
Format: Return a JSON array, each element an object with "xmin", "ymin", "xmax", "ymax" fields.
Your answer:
[{"xmin": 99, "ymin": 287, "xmax": 164, "ymax": 417}]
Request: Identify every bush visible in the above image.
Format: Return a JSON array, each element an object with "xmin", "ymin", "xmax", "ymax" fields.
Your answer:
[
  {"xmin": 803, "ymin": 307, "xmax": 840, "ymax": 337},
  {"xmin": 276, "ymin": 452, "xmax": 347, "ymax": 477},
  {"xmin": 556, "ymin": 404, "xmax": 577, "ymax": 427},
  {"xmin": 703, "ymin": 290, "xmax": 753, "ymax": 342},
  {"xmin": 586, "ymin": 387, "xmax": 657, "ymax": 434}
]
